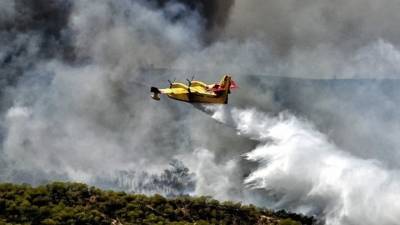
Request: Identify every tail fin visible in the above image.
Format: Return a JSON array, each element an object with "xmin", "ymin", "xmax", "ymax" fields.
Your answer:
[
  {"xmin": 218, "ymin": 75, "xmax": 238, "ymax": 90},
  {"xmin": 213, "ymin": 75, "xmax": 236, "ymax": 104},
  {"xmin": 218, "ymin": 75, "xmax": 230, "ymax": 88},
  {"xmin": 219, "ymin": 75, "xmax": 232, "ymax": 104}
]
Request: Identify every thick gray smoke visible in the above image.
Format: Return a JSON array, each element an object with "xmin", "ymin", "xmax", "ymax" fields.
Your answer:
[
  {"xmin": 225, "ymin": 0, "xmax": 400, "ymax": 55},
  {"xmin": 1, "ymin": 1, "xmax": 400, "ymax": 225},
  {"xmin": 218, "ymin": 0, "xmax": 400, "ymax": 79},
  {"xmin": 1, "ymin": 0, "xmax": 203, "ymax": 183},
  {"xmin": 0, "ymin": 2, "xmax": 15, "ymax": 23}
]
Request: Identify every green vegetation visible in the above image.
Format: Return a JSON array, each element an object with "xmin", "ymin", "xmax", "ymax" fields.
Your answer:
[{"xmin": 0, "ymin": 182, "xmax": 314, "ymax": 225}]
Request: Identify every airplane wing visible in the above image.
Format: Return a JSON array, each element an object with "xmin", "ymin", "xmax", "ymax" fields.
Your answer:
[
  {"xmin": 190, "ymin": 86, "xmax": 216, "ymax": 95},
  {"xmin": 159, "ymin": 87, "xmax": 188, "ymax": 94},
  {"xmin": 160, "ymin": 86, "xmax": 211, "ymax": 95},
  {"xmin": 150, "ymin": 83, "xmax": 216, "ymax": 101}
]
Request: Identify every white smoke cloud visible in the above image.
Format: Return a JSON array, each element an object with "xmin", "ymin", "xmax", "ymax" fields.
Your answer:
[
  {"xmin": 1, "ymin": 0, "xmax": 204, "ymax": 184},
  {"xmin": 346, "ymin": 40, "xmax": 400, "ymax": 78},
  {"xmin": 178, "ymin": 149, "xmax": 240, "ymax": 200},
  {"xmin": 2, "ymin": 1, "xmax": 400, "ymax": 224},
  {"xmin": 71, "ymin": 0, "xmax": 201, "ymax": 74},
  {"xmin": 0, "ymin": 0, "xmax": 252, "ymax": 191}
]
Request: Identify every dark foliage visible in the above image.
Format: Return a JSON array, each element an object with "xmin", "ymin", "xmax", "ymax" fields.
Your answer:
[{"xmin": 0, "ymin": 182, "xmax": 314, "ymax": 225}]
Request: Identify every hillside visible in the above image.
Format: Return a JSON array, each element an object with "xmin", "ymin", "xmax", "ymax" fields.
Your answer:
[{"xmin": 0, "ymin": 182, "xmax": 314, "ymax": 225}]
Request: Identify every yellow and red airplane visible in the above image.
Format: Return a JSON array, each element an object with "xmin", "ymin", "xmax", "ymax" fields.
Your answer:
[{"xmin": 150, "ymin": 75, "xmax": 238, "ymax": 104}]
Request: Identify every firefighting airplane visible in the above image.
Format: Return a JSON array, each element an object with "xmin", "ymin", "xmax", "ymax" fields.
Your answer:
[{"xmin": 150, "ymin": 75, "xmax": 238, "ymax": 104}]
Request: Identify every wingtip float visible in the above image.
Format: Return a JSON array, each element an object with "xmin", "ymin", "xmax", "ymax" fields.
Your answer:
[{"xmin": 151, "ymin": 75, "xmax": 238, "ymax": 104}]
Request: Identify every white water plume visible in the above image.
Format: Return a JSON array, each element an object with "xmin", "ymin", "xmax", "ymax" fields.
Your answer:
[{"xmin": 206, "ymin": 105, "xmax": 400, "ymax": 225}]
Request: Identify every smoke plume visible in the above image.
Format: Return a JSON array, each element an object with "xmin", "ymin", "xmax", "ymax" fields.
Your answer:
[{"xmin": 1, "ymin": 1, "xmax": 400, "ymax": 225}]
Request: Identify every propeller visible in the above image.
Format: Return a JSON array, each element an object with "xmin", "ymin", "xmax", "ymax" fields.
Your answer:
[
  {"xmin": 186, "ymin": 75, "xmax": 194, "ymax": 87},
  {"xmin": 168, "ymin": 78, "xmax": 176, "ymax": 88}
]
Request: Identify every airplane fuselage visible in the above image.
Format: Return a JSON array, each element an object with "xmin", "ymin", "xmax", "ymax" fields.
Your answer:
[
  {"xmin": 165, "ymin": 82, "xmax": 228, "ymax": 104},
  {"xmin": 151, "ymin": 75, "xmax": 234, "ymax": 104}
]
